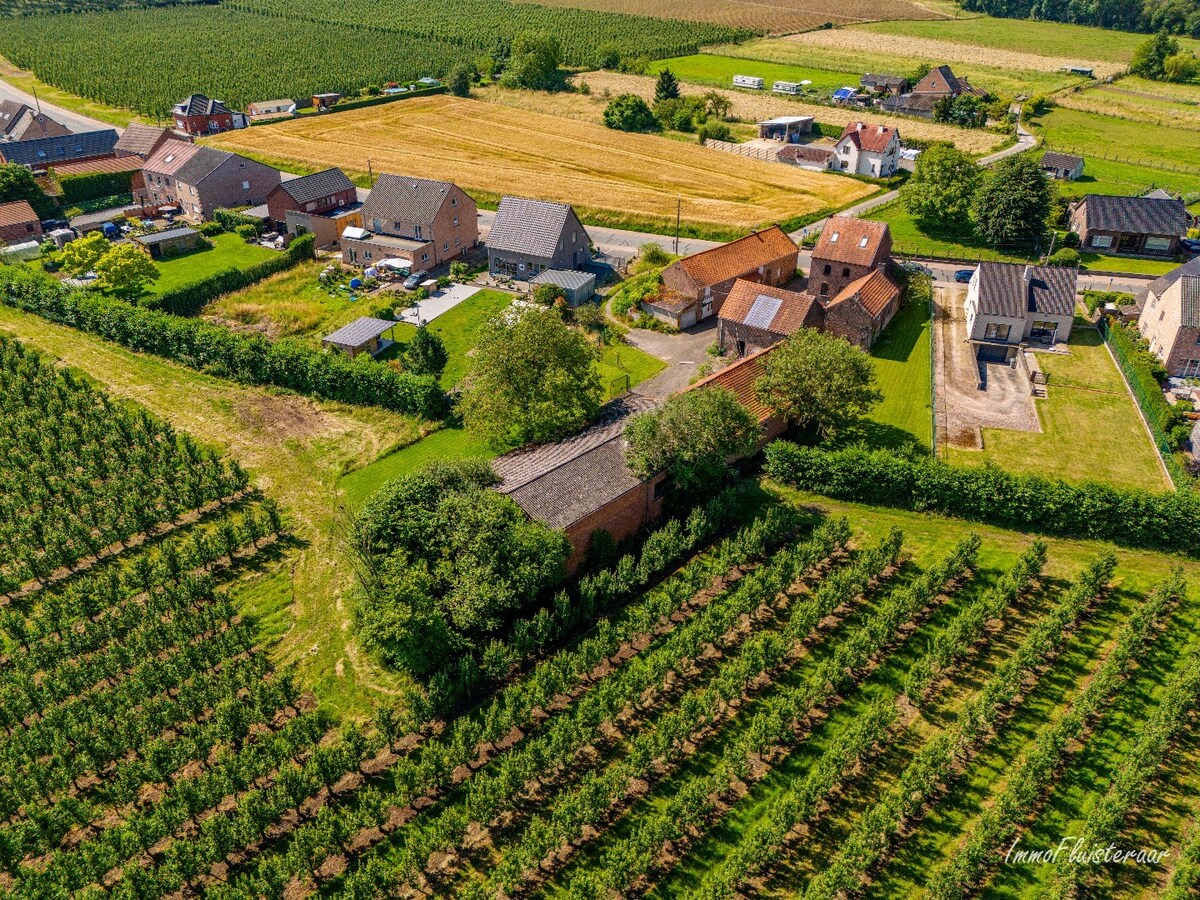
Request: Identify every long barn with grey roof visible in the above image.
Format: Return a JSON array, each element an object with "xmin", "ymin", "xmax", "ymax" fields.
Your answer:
[
  {"xmin": 487, "ymin": 196, "xmax": 590, "ymax": 281},
  {"xmin": 0, "ymin": 129, "xmax": 118, "ymax": 171}
]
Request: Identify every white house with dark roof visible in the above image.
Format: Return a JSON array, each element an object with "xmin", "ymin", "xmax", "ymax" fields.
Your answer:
[
  {"xmin": 342, "ymin": 173, "xmax": 477, "ymax": 269},
  {"xmin": 832, "ymin": 122, "xmax": 901, "ymax": 177},
  {"xmin": 965, "ymin": 262, "xmax": 1077, "ymax": 360},
  {"xmin": 487, "ymin": 196, "xmax": 590, "ymax": 281}
]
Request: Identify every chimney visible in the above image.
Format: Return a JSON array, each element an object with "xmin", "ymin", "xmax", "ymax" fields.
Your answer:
[
  {"xmin": 1023, "ymin": 264, "xmax": 1032, "ymax": 283},
  {"xmin": 856, "ymin": 122, "xmax": 864, "ymax": 132}
]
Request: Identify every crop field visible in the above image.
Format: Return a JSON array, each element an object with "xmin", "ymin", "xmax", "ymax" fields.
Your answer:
[
  {"xmin": 858, "ymin": 14, "xmax": 1200, "ymax": 63},
  {"xmin": 1056, "ymin": 83, "xmax": 1200, "ymax": 134},
  {"xmin": 0, "ymin": 0, "xmax": 745, "ymax": 116},
  {"xmin": 718, "ymin": 36, "xmax": 1088, "ymax": 99},
  {"xmin": 510, "ymin": 0, "xmax": 949, "ymax": 34},
  {"xmin": 208, "ymin": 95, "xmax": 875, "ymax": 235},
  {"xmin": 574, "ymin": 71, "xmax": 1006, "ymax": 153}
]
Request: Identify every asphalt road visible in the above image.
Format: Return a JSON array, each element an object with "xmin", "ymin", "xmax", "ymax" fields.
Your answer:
[{"xmin": 0, "ymin": 76, "xmax": 120, "ymax": 134}]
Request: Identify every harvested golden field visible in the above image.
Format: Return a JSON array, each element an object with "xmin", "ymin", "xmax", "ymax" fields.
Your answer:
[
  {"xmin": 207, "ymin": 95, "xmax": 873, "ymax": 233},
  {"xmin": 574, "ymin": 70, "xmax": 1005, "ymax": 153},
  {"xmin": 777, "ymin": 26, "xmax": 1126, "ymax": 78},
  {"xmin": 1056, "ymin": 84, "xmax": 1200, "ymax": 132},
  {"xmin": 509, "ymin": 0, "xmax": 947, "ymax": 34}
]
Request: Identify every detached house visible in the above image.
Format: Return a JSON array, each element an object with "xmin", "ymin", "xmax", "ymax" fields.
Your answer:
[
  {"xmin": 644, "ymin": 226, "xmax": 799, "ymax": 329},
  {"xmin": 342, "ymin": 173, "xmax": 477, "ymax": 269},
  {"xmin": 965, "ymin": 262, "xmax": 1077, "ymax": 360},
  {"xmin": 172, "ymin": 95, "xmax": 246, "ymax": 136},
  {"xmin": 1069, "ymin": 194, "xmax": 1189, "ymax": 257},
  {"xmin": 1136, "ymin": 257, "xmax": 1200, "ymax": 377},
  {"xmin": 810, "ymin": 216, "xmax": 893, "ymax": 299},
  {"xmin": 883, "ymin": 65, "xmax": 983, "ymax": 118},
  {"xmin": 135, "ymin": 143, "xmax": 280, "ymax": 219},
  {"xmin": 487, "ymin": 196, "xmax": 590, "ymax": 281},
  {"xmin": 0, "ymin": 101, "xmax": 71, "ymax": 142},
  {"xmin": 833, "ymin": 122, "xmax": 901, "ymax": 178},
  {"xmin": 266, "ymin": 167, "xmax": 359, "ymax": 244}
]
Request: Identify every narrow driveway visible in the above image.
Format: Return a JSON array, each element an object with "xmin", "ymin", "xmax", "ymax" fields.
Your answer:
[
  {"xmin": 0, "ymin": 76, "xmax": 121, "ymax": 134},
  {"xmin": 621, "ymin": 319, "xmax": 718, "ymax": 399}
]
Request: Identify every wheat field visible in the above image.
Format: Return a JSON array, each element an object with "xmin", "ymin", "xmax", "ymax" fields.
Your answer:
[
  {"xmin": 574, "ymin": 71, "xmax": 1006, "ymax": 153},
  {"xmin": 777, "ymin": 27, "xmax": 1127, "ymax": 78},
  {"xmin": 208, "ymin": 95, "xmax": 874, "ymax": 231},
  {"xmin": 508, "ymin": 0, "xmax": 947, "ymax": 34}
]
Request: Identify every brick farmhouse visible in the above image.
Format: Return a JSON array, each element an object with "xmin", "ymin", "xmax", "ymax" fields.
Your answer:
[
  {"xmin": 342, "ymin": 174, "xmax": 477, "ymax": 270},
  {"xmin": 135, "ymin": 143, "xmax": 280, "ymax": 219}
]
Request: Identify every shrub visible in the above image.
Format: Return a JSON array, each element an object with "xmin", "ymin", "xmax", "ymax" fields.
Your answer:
[
  {"xmin": 198, "ymin": 221, "xmax": 224, "ymax": 236},
  {"xmin": 234, "ymin": 224, "xmax": 258, "ymax": 242},
  {"xmin": 1047, "ymin": 247, "xmax": 1080, "ymax": 267},
  {"xmin": 603, "ymin": 93, "xmax": 659, "ymax": 132},
  {"xmin": 697, "ymin": 121, "xmax": 732, "ymax": 143},
  {"xmin": 213, "ymin": 208, "xmax": 265, "ymax": 235},
  {"xmin": 765, "ymin": 442, "xmax": 1199, "ymax": 555},
  {"xmin": 54, "ymin": 168, "xmax": 134, "ymax": 204}
]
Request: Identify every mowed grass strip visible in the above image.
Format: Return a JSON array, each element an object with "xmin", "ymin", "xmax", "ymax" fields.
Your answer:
[
  {"xmin": 150, "ymin": 232, "xmax": 279, "ymax": 296},
  {"xmin": 206, "ymin": 94, "xmax": 874, "ymax": 234},
  {"xmin": 947, "ymin": 327, "xmax": 1170, "ymax": 494}
]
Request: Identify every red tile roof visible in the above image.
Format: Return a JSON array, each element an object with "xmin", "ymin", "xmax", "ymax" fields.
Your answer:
[
  {"xmin": 812, "ymin": 216, "xmax": 891, "ymax": 268},
  {"xmin": 141, "ymin": 140, "xmax": 202, "ymax": 176},
  {"xmin": 0, "ymin": 200, "xmax": 38, "ymax": 229},
  {"xmin": 829, "ymin": 267, "xmax": 901, "ymax": 317},
  {"xmin": 686, "ymin": 346, "xmax": 777, "ymax": 425},
  {"xmin": 667, "ymin": 226, "xmax": 798, "ymax": 291},
  {"xmin": 719, "ymin": 279, "xmax": 821, "ymax": 335},
  {"xmin": 778, "ymin": 145, "xmax": 835, "ymax": 165},
  {"xmin": 838, "ymin": 122, "xmax": 897, "ymax": 154},
  {"xmin": 50, "ymin": 156, "xmax": 143, "ymax": 176}
]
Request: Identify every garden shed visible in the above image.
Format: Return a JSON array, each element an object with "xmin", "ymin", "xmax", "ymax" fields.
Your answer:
[
  {"xmin": 322, "ymin": 316, "xmax": 398, "ymax": 359},
  {"xmin": 529, "ymin": 268, "xmax": 596, "ymax": 306},
  {"xmin": 133, "ymin": 226, "xmax": 203, "ymax": 259}
]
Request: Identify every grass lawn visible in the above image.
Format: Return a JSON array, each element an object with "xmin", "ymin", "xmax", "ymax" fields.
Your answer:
[
  {"xmin": 946, "ymin": 326, "xmax": 1169, "ymax": 493},
  {"xmin": 1032, "ymin": 106, "xmax": 1200, "ymax": 176},
  {"xmin": 834, "ymin": 294, "xmax": 932, "ymax": 452},
  {"xmin": 1052, "ymin": 155, "xmax": 1200, "ymax": 204},
  {"xmin": 0, "ymin": 302, "xmax": 426, "ymax": 721},
  {"xmin": 857, "ymin": 15, "xmax": 1199, "ymax": 63},
  {"xmin": 205, "ymin": 259, "xmax": 369, "ymax": 339},
  {"xmin": 381, "ymin": 289, "xmax": 515, "ymax": 388},
  {"xmin": 338, "ymin": 427, "xmax": 493, "ymax": 507},
  {"xmin": 597, "ymin": 340, "xmax": 667, "ymax": 400},
  {"xmin": 151, "ymin": 232, "xmax": 278, "ymax": 295}
]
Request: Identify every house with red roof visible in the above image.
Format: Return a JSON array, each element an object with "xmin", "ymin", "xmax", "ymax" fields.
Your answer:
[
  {"xmin": 717, "ymin": 280, "xmax": 823, "ymax": 357},
  {"xmin": 832, "ymin": 122, "xmax": 901, "ymax": 178},
  {"xmin": 643, "ymin": 226, "xmax": 799, "ymax": 329}
]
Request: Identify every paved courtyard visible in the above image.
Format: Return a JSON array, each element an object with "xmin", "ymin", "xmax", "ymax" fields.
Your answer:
[
  {"xmin": 933, "ymin": 285, "xmax": 1040, "ymax": 451},
  {"xmin": 622, "ymin": 319, "xmax": 718, "ymax": 399}
]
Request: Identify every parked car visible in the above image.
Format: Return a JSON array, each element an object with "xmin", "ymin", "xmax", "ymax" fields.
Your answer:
[
  {"xmin": 899, "ymin": 261, "xmax": 933, "ymax": 278},
  {"xmin": 1181, "ymin": 238, "xmax": 1200, "ymax": 256},
  {"xmin": 40, "ymin": 218, "xmax": 69, "ymax": 231},
  {"xmin": 403, "ymin": 270, "xmax": 429, "ymax": 290},
  {"xmin": 954, "ymin": 269, "xmax": 975, "ymax": 283},
  {"xmin": 100, "ymin": 222, "xmax": 120, "ymax": 239}
]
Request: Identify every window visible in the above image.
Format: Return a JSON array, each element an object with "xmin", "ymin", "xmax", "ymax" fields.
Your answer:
[
  {"xmin": 984, "ymin": 322, "xmax": 1011, "ymax": 341},
  {"xmin": 414, "ymin": 225, "xmax": 422, "ymax": 239},
  {"xmin": 842, "ymin": 267, "xmax": 850, "ymax": 277},
  {"xmin": 858, "ymin": 236, "xmax": 869, "ymax": 247},
  {"xmin": 1161, "ymin": 310, "xmax": 1166, "ymax": 321},
  {"xmin": 451, "ymin": 196, "xmax": 457, "ymax": 207},
  {"xmin": 1090, "ymin": 234, "xmax": 1113, "ymax": 249},
  {"xmin": 365, "ymin": 250, "xmax": 372, "ymax": 260},
  {"xmin": 1145, "ymin": 236, "xmax": 1171, "ymax": 252},
  {"xmin": 442, "ymin": 242, "xmax": 448, "ymax": 251},
  {"xmin": 453, "ymin": 216, "xmax": 458, "ymax": 227},
  {"xmin": 25, "ymin": 223, "xmax": 33, "ymax": 233},
  {"xmin": 454, "ymin": 236, "xmax": 461, "ymax": 246},
  {"xmin": 823, "ymin": 264, "xmax": 831, "ymax": 275},
  {"xmin": 820, "ymin": 282, "xmax": 829, "ymax": 296},
  {"xmin": 652, "ymin": 479, "xmax": 665, "ymax": 501},
  {"xmin": 242, "ymin": 181, "xmax": 250, "ymax": 190},
  {"xmin": 421, "ymin": 252, "xmax": 429, "ymax": 262},
  {"xmin": 829, "ymin": 231, "xmax": 839, "ymax": 243},
  {"xmin": 1186, "ymin": 360, "xmax": 1200, "ymax": 378}
]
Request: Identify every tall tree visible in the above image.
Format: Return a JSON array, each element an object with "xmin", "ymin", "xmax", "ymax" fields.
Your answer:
[
  {"xmin": 446, "ymin": 64, "xmax": 473, "ymax": 97},
  {"xmin": 95, "ymin": 244, "xmax": 159, "ymax": 299},
  {"xmin": 603, "ymin": 94, "xmax": 659, "ymax": 132},
  {"xmin": 624, "ymin": 387, "xmax": 759, "ymax": 495},
  {"xmin": 499, "ymin": 32, "xmax": 562, "ymax": 91},
  {"xmin": 1131, "ymin": 31, "xmax": 1181, "ymax": 78},
  {"xmin": 900, "ymin": 143, "xmax": 982, "ymax": 234},
  {"xmin": 59, "ymin": 232, "xmax": 109, "ymax": 277},
  {"xmin": 0, "ymin": 163, "xmax": 50, "ymax": 217},
  {"xmin": 460, "ymin": 305, "xmax": 602, "ymax": 448},
  {"xmin": 971, "ymin": 154, "xmax": 1053, "ymax": 250},
  {"xmin": 654, "ymin": 67, "xmax": 680, "ymax": 103},
  {"xmin": 404, "ymin": 327, "xmax": 448, "ymax": 378},
  {"xmin": 754, "ymin": 328, "xmax": 881, "ymax": 438}
]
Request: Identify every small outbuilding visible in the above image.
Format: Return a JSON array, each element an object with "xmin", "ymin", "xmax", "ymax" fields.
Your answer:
[
  {"xmin": 1040, "ymin": 151, "xmax": 1084, "ymax": 181},
  {"xmin": 311, "ymin": 93, "xmax": 342, "ymax": 111},
  {"xmin": 529, "ymin": 268, "xmax": 596, "ymax": 306},
  {"xmin": 47, "ymin": 228, "xmax": 76, "ymax": 249},
  {"xmin": 133, "ymin": 226, "xmax": 203, "ymax": 259},
  {"xmin": 322, "ymin": 316, "xmax": 398, "ymax": 359},
  {"xmin": 756, "ymin": 115, "xmax": 814, "ymax": 142}
]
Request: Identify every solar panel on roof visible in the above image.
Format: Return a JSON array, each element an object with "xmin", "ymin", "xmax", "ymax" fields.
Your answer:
[{"xmin": 744, "ymin": 295, "xmax": 783, "ymax": 330}]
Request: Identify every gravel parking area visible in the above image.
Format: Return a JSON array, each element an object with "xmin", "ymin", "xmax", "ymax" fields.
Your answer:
[{"xmin": 934, "ymin": 285, "xmax": 1040, "ymax": 450}]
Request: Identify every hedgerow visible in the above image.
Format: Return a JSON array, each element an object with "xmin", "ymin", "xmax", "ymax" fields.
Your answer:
[{"xmin": 765, "ymin": 442, "xmax": 1200, "ymax": 555}]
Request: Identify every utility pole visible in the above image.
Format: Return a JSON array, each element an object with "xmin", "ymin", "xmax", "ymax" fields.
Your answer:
[
  {"xmin": 674, "ymin": 196, "xmax": 681, "ymax": 255},
  {"xmin": 367, "ymin": 158, "xmax": 374, "ymax": 186},
  {"xmin": 31, "ymin": 85, "xmax": 41, "ymax": 115}
]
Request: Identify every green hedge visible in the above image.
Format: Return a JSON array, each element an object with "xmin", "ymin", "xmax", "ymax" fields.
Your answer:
[
  {"xmin": 764, "ymin": 442, "xmax": 1199, "ymax": 556},
  {"xmin": 149, "ymin": 234, "xmax": 313, "ymax": 316},
  {"xmin": 0, "ymin": 263, "xmax": 445, "ymax": 418},
  {"xmin": 55, "ymin": 169, "xmax": 135, "ymax": 204},
  {"xmin": 294, "ymin": 85, "xmax": 446, "ymax": 118},
  {"xmin": 213, "ymin": 208, "xmax": 267, "ymax": 235}
]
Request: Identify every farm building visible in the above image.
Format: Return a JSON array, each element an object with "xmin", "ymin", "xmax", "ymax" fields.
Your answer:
[
  {"xmin": 1069, "ymin": 194, "xmax": 1190, "ymax": 257},
  {"xmin": 345, "ymin": 173, "xmax": 477, "ymax": 269},
  {"xmin": 645, "ymin": 226, "xmax": 799, "ymax": 329},
  {"xmin": 965, "ymin": 262, "xmax": 1077, "ymax": 360},
  {"xmin": 530, "ymin": 268, "xmax": 596, "ymax": 306},
  {"xmin": 321, "ymin": 316, "xmax": 399, "ymax": 359},
  {"xmin": 493, "ymin": 393, "xmax": 664, "ymax": 574},
  {"xmin": 1135, "ymin": 257, "xmax": 1200, "ymax": 377},
  {"xmin": 883, "ymin": 65, "xmax": 984, "ymax": 118},
  {"xmin": 810, "ymin": 216, "xmax": 893, "ymax": 299},
  {"xmin": 822, "ymin": 268, "xmax": 902, "ymax": 350},
  {"xmin": 488, "ymin": 196, "xmax": 590, "ymax": 281},
  {"xmin": 0, "ymin": 129, "xmax": 119, "ymax": 172},
  {"xmin": 312, "ymin": 93, "xmax": 342, "ymax": 110},
  {"xmin": 0, "ymin": 200, "xmax": 42, "ymax": 244},
  {"xmin": 757, "ymin": 116, "xmax": 814, "ymax": 142},
  {"xmin": 860, "ymin": 73, "xmax": 908, "ymax": 95},
  {"xmin": 247, "ymin": 99, "xmax": 296, "ymax": 119},
  {"xmin": 114, "ymin": 124, "xmax": 189, "ymax": 160},
  {"xmin": 832, "ymin": 122, "xmax": 901, "ymax": 178},
  {"xmin": 778, "ymin": 145, "xmax": 836, "ymax": 170},
  {"xmin": 1040, "ymin": 151, "xmax": 1084, "ymax": 181},
  {"xmin": 686, "ymin": 346, "xmax": 787, "ymax": 449},
  {"xmin": 717, "ymin": 280, "xmax": 822, "ymax": 357},
  {"xmin": 133, "ymin": 226, "xmax": 203, "ymax": 259}
]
